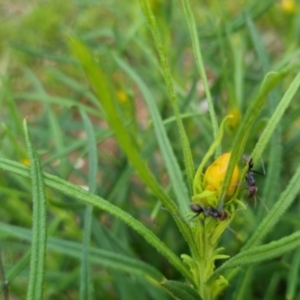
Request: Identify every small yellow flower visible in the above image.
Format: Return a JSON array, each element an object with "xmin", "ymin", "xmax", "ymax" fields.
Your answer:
[
  {"xmin": 281, "ymin": 0, "xmax": 297, "ymax": 13},
  {"xmin": 21, "ymin": 158, "xmax": 30, "ymax": 166},
  {"xmin": 204, "ymin": 152, "xmax": 240, "ymax": 198},
  {"xmin": 117, "ymin": 90, "xmax": 128, "ymax": 103}
]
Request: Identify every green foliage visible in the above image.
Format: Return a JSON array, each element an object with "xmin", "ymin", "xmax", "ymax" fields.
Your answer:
[
  {"xmin": 1, "ymin": 0, "xmax": 300, "ymax": 299},
  {"xmin": 24, "ymin": 120, "xmax": 48, "ymax": 300}
]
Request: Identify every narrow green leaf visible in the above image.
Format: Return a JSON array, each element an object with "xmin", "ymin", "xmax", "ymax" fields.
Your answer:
[
  {"xmin": 79, "ymin": 109, "xmax": 98, "ymax": 300},
  {"xmin": 259, "ymin": 126, "xmax": 282, "ymax": 221},
  {"xmin": 286, "ymin": 248, "xmax": 300, "ymax": 300},
  {"xmin": 263, "ymin": 272, "xmax": 282, "ymax": 300},
  {"xmin": 234, "ymin": 266, "xmax": 254, "ymax": 300},
  {"xmin": 5, "ymin": 251, "xmax": 31, "ymax": 284},
  {"xmin": 1, "ymin": 78, "xmax": 23, "ymax": 137},
  {"xmin": 23, "ymin": 120, "xmax": 48, "ymax": 300},
  {"xmin": 14, "ymin": 92, "xmax": 99, "ymax": 117},
  {"xmin": 25, "ymin": 69, "xmax": 66, "ymax": 174},
  {"xmin": 159, "ymin": 112, "xmax": 206, "ymax": 126},
  {"xmin": 180, "ymin": 0, "xmax": 218, "ymax": 148},
  {"xmin": 209, "ymin": 231, "xmax": 300, "ymax": 282},
  {"xmin": 0, "ymin": 222, "xmax": 165, "ymax": 283},
  {"xmin": 42, "ymin": 130, "xmax": 112, "ymax": 166},
  {"xmin": 10, "ymin": 42, "xmax": 78, "ymax": 64},
  {"xmin": 0, "ymin": 158, "xmax": 194, "ymax": 284},
  {"xmin": 230, "ymin": 34, "xmax": 244, "ymax": 107},
  {"xmin": 48, "ymin": 68, "xmax": 101, "ymax": 109},
  {"xmin": 138, "ymin": 0, "xmax": 195, "ymax": 191},
  {"xmin": 246, "ymin": 15, "xmax": 269, "ymax": 73},
  {"xmin": 161, "ymin": 280, "xmax": 203, "ymax": 300},
  {"xmin": 80, "ymin": 109, "xmax": 98, "ymax": 193}
]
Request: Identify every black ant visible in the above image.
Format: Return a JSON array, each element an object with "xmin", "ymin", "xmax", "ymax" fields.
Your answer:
[
  {"xmin": 189, "ymin": 203, "xmax": 227, "ymax": 221},
  {"xmin": 243, "ymin": 155, "xmax": 267, "ymax": 210},
  {"xmin": 243, "ymin": 155, "xmax": 265, "ymax": 198},
  {"xmin": 189, "ymin": 204, "xmax": 245, "ymax": 241}
]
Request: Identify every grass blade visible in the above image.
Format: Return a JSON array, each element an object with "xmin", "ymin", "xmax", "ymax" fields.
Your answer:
[
  {"xmin": 286, "ymin": 248, "xmax": 300, "ymax": 300},
  {"xmin": 79, "ymin": 109, "xmax": 98, "ymax": 300},
  {"xmin": 180, "ymin": 0, "xmax": 218, "ymax": 148},
  {"xmin": 23, "ymin": 120, "xmax": 48, "ymax": 300},
  {"xmin": 138, "ymin": 0, "xmax": 195, "ymax": 190}
]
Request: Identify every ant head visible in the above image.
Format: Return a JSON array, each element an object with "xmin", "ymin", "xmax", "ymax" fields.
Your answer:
[
  {"xmin": 243, "ymin": 155, "xmax": 254, "ymax": 170},
  {"xmin": 190, "ymin": 203, "xmax": 203, "ymax": 213}
]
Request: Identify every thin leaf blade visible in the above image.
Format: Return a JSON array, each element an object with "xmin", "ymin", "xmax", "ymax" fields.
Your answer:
[{"xmin": 23, "ymin": 120, "xmax": 48, "ymax": 300}]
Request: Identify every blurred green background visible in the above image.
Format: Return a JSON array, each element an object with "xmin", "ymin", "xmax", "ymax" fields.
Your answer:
[{"xmin": 1, "ymin": 0, "xmax": 300, "ymax": 299}]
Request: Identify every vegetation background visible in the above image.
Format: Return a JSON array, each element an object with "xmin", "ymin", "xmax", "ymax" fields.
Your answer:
[{"xmin": 1, "ymin": 0, "xmax": 300, "ymax": 299}]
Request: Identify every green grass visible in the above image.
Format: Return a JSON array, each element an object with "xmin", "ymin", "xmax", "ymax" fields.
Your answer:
[{"xmin": 1, "ymin": 0, "xmax": 300, "ymax": 299}]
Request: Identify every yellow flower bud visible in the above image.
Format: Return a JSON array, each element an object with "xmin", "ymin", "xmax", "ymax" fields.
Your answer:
[
  {"xmin": 204, "ymin": 152, "xmax": 240, "ymax": 198},
  {"xmin": 228, "ymin": 108, "xmax": 241, "ymax": 129},
  {"xmin": 117, "ymin": 90, "xmax": 128, "ymax": 103}
]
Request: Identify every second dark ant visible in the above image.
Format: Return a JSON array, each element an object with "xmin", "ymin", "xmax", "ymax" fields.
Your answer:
[
  {"xmin": 189, "ymin": 203, "xmax": 227, "ymax": 221},
  {"xmin": 243, "ymin": 155, "xmax": 268, "ymax": 210},
  {"xmin": 243, "ymin": 155, "xmax": 265, "ymax": 198}
]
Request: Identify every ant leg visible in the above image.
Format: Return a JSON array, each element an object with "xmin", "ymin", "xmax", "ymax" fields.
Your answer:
[
  {"xmin": 227, "ymin": 225, "xmax": 244, "ymax": 242},
  {"xmin": 187, "ymin": 212, "xmax": 201, "ymax": 222}
]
